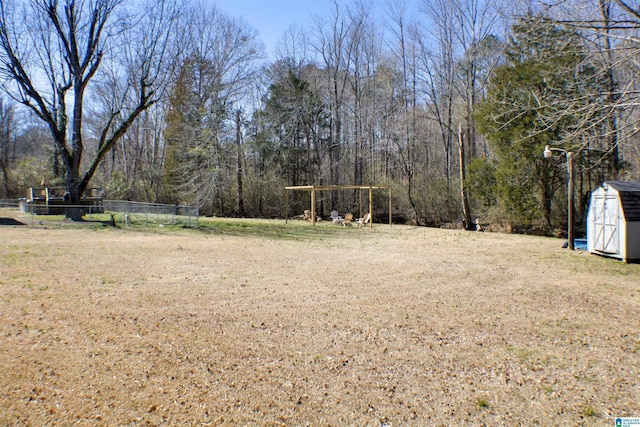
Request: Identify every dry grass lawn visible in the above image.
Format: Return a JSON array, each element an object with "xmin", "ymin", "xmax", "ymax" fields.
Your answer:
[{"xmin": 0, "ymin": 210, "xmax": 639, "ymax": 426}]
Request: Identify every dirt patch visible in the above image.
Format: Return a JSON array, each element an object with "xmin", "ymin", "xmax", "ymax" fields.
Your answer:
[{"xmin": 0, "ymin": 214, "xmax": 638, "ymax": 425}]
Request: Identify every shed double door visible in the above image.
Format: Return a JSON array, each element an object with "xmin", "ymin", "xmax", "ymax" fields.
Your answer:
[{"xmin": 592, "ymin": 193, "xmax": 619, "ymax": 254}]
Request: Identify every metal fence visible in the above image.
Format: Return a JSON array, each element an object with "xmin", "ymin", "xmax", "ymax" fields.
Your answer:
[
  {"xmin": 0, "ymin": 199, "xmax": 19, "ymax": 208},
  {"xmin": 103, "ymin": 200, "xmax": 199, "ymax": 227},
  {"xmin": 1, "ymin": 198, "xmax": 198, "ymax": 227}
]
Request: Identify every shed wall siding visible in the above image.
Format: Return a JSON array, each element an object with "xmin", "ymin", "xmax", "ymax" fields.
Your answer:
[
  {"xmin": 618, "ymin": 198, "xmax": 626, "ymax": 259},
  {"xmin": 587, "ymin": 181, "xmax": 640, "ymax": 262},
  {"xmin": 587, "ymin": 187, "xmax": 603, "ymax": 254},
  {"xmin": 624, "ymin": 221, "xmax": 640, "ymax": 261}
]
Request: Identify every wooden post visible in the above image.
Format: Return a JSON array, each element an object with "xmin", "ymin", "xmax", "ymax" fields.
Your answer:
[
  {"xmin": 389, "ymin": 187, "xmax": 392, "ymax": 225},
  {"xmin": 311, "ymin": 187, "xmax": 316, "ymax": 225},
  {"xmin": 369, "ymin": 185, "xmax": 373, "ymax": 229},
  {"xmin": 567, "ymin": 152, "xmax": 575, "ymax": 250}
]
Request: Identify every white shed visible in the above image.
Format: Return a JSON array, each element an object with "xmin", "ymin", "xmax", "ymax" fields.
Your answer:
[{"xmin": 587, "ymin": 181, "xmax": 640, "ymax": 262}]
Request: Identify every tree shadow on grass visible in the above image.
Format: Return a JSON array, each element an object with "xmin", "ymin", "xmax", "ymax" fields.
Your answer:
[{"xmin": 0, "ymin": 217, "xmax": 25, "ymax": 226}]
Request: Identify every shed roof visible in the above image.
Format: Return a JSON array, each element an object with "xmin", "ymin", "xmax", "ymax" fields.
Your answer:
[{"xmin": 604, "ymin": 181, "xmax": 640, "ymax": 221}]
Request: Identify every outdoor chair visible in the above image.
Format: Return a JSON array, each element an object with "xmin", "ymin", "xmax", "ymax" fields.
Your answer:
[
  {"xmin": 330, "ymin": 210, "xmax": 343, "ymax": 225},
  {"xmin": 356, "ymin": 212, "xmax": 370, "ymax": 227},
  {"xmin": 342, "ymin": 213, "xmax": 353, "ymax": 226}
]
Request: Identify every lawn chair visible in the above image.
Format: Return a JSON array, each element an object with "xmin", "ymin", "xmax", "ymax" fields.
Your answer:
[
  {"xmin": 356, "ymin": 212, "xmax": 370, "ymax": 227},
  {"xmin": 342, "ymin": 213, "xmax": 353, "ymax": 226},
  {"xmin": 330, "ymin": 210, "xmax": 343, "ymax": 225}
]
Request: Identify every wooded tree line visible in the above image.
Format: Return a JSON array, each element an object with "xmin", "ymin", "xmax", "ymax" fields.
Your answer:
[{"xmin": 1, "ymin": 0, "xmax": 638, "ymax": 233}]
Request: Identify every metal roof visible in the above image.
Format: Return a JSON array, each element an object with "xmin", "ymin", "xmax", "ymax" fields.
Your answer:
[{"xmin": 604, "ymin": 181, "xmax": 640, "ymax": 221}]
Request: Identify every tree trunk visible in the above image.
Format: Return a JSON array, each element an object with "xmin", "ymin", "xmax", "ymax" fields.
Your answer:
[
  {"xmin": 600, "ymin": 0, "xmax": 620, "ymax": 179},
  {"xmin": 0, "ymin": 159, "xmax": 9, "ymax": 197},
  {"xmin": 64, "ymin": 160, "xmax": 84, "ymax": 221},
  {"xmin": 459, "ymin": 124, "xmax": 473, "ymax": 230},
  {"xmin": 236, "ymin": 110, "xmax": 245, "ymax": 217},
  {"xmin": 64, "ymin": 83, "xmax": 87, "ymax": 221}
]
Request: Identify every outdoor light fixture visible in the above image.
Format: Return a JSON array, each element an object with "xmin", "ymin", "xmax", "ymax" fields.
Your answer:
[{"xmin": 543, "ymin": 145, "xmax": 575, "ymax": 250}]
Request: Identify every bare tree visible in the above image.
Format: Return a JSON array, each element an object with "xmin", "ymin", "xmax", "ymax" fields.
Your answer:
[
  {"xmin": 0, "ymin": 0, "xmax": 179, "ymax": 219},
  {"xmin": 346, "ymin": 1, "xmax": 373, "ymax": 189},
  {"xmin": 312, "ymin": 1, "xmax": 357, "ymax": 208},
  {"xmin": 521, "ymin": 0, "xmax": 640, "ymax": 179},
  {"xmin": 451, "ymin": 0, "xmax": 503, "ymax": 158},
  {"xmin": 274, "ymin": 24, "xmax": 310, "ymax": 66},
  {"xmin": 387, "ymin": 0, "xmax": 421, "ymax": 218},
  {"xmin": 163, "ymin": 4, "xmax": 263, "ymax": 216},
  {"xmin": 0, "ymin": 96, "xmax": 15, "ymax": 196},
  {"xmin": 417, "ymin": 0, "xmax": 457, "ymax": 185}
]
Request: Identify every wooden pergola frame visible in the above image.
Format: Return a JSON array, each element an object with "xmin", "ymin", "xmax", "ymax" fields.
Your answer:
[{"xmin": 284, "ymin": 185, "xmax": 392, "ymax": 228}]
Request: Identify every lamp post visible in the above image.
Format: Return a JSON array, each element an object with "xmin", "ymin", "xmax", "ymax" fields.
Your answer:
[{"xmin": 544, "ymin": 145, "xmax": 575, "ymax": 250}]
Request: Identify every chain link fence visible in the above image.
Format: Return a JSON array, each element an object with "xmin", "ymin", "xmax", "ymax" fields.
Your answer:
[
  {"xmin": 1, "ymin": 199, "xmax": 198, "ymax": 227},
  {"xmin": 103, "ymin": 200, "xmax": 199, "ymax": 227},
  {"xmin": 0, "ymin": 199, "xmax": 19, "ymax": 208}
]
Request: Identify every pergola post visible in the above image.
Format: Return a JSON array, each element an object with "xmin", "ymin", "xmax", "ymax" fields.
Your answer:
[
  {"xmin": 311, "ymin": 187, "xmax": 316, "ymax": 225},
  {"xmin": 369, "ymin": 185, "xmax": 373, "ymax": 229},
  {"xmin": 284, "ymin": 184, "xmax": 391, "ymax": 227},
  {"xmin": 285, "ymin": 189, "xmax": 289, "ymax": 224},
  {"xmin": 389, "ymin": 187, "xmax": 392, "ymax": 225}
]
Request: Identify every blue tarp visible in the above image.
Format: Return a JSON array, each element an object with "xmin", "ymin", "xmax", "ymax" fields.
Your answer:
[
  {"xmin": 563, "ymin": 239, "xmax": 587, "ymax": 250},
  {"xmin": 574, "ymin": 239, "xmax": 588, "ymax": 250}
]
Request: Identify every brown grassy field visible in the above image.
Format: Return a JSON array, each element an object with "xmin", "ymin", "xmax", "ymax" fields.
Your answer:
[{"xmin": 0, "ymin": 209, "xmax": 639, "ymax": 426}]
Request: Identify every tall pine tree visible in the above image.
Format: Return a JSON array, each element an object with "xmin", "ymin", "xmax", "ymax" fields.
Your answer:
[{"xmin": 476, "ymin": 16, "xmax": 604, "ymax": 230}]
